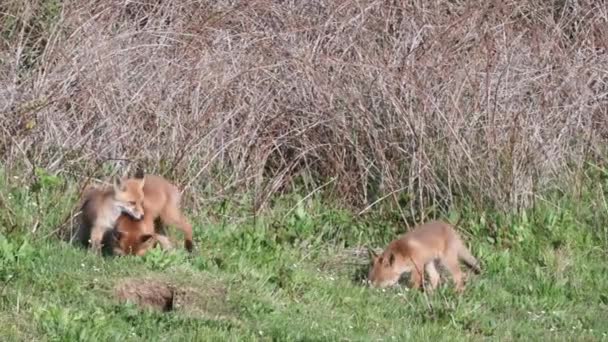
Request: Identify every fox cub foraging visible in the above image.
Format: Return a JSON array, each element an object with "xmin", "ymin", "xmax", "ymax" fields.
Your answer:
[
  {"xmin": 80, "ymin": 171, "xmax": 193, "ymax": 255},
  {"xmin": 368, "ymin": 220, "xmax": 480, "ymax": 292}
]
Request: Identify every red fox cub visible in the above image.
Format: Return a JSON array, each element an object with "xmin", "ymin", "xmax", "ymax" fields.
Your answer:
[
  {"xmin": 368, "ymin": 220, "xmax": 480, "ymax": 292},
  {"xmin": 110, "ymin": 214, "xmax": 173, "ymax": 256},
  {"xmin": 86, "ymin": 172, "xmax": 194, "ymax": 253},
  {"xmin": 74, "ymin": 187, "xmax": 172, "ymax": 256}
]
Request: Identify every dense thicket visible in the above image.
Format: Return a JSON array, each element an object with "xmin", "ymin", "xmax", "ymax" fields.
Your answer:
[{"xmin": 1, "ymin": 0, "xmax": 607, "ymax": 211}]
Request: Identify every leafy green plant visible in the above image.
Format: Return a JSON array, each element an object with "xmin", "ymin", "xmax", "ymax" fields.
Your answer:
[
  {"xmin": 31, "ymin": 167, "xmax": 62, "ymax": 192},
  {"xmin": 0, "ymin": 234, "xmax": 37, "ymax": 281},
  {"xmin": 141, "ymin": 246, "xmax": 190, "ymax": 271}
]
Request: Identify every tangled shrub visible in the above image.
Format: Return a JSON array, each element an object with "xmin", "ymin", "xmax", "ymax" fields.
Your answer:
[{"xmin": 1, "ymin": 0, "xmax": 606, "ymax": 212}]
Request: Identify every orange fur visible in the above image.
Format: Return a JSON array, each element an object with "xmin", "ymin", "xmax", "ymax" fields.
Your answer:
[
  {"xmin": 84, "ymin": 172, "xmax": 193, "ymax": 254},
  {"xmin": 368, "ymin": 220, "xmax": 480, "ymax": 292},
  {"xmin": 111, "ymin": 214, "xmax": 173, "ymax": 256}
]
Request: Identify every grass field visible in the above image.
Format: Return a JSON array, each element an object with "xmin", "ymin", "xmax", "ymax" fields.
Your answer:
[{"xmin": 1, "ymin": 171, "xmax": 608, "ymax": 341}]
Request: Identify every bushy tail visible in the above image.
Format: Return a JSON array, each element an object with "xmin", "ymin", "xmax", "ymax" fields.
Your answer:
[
  {"xmin": 458, "ymin": 245, "xmax": 481, "ymax": 274},
  {"xmin": 449, "ymin": 220, "xmax": 481, "ymax": 274}
]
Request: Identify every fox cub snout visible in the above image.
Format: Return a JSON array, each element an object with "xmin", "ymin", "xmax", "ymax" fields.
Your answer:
[{"xmin": 113, "ymin": 176, "xmax": 145, "ymax": 221}]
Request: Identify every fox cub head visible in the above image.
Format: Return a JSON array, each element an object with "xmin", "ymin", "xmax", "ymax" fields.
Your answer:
[
  {"xmin": 110, "ymin": 216, "xmax": 156, "ymax": 256},
  {"xmin": 112, "ymin": 230, "xmax": 156, "ymax": 256},
  {"xmin": 113, "ymin": 173, "xmax": 146, "ymax": 221},
  {"xmin": 367, "ymin": 248, "xmax": 403, "ymax": 288}
]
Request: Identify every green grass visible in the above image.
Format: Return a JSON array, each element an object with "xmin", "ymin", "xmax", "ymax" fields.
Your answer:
[{"xmin": 1, "ymin": 169, "xmax": 608, "ymax": 341}]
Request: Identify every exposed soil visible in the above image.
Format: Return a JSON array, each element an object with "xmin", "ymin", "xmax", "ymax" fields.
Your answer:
[
  {"xmin": 114, "ymin": 279, "xmax": 176, "ymax": 312},
  {"xmin": 113, "ymin": 275, "xmax": 233, "ymax": 318}
]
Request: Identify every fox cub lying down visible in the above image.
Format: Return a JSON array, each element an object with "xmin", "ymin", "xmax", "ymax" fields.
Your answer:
[
  {"xmin": 74, "ymin": 172, "xmax": 193, "ymax": 256},
  {"xmin": 368, "ymin": 220, "xmax": 480, "ymax": 292}
]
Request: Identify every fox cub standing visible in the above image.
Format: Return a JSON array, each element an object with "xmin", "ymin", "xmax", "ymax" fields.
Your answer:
[
  {"xmin": 368, "ymin": 220, "xmax": 480, "ymax": 292},
  {"xmin": 81, "ymin": 171, "xmax": 193, "ymax": 254}
]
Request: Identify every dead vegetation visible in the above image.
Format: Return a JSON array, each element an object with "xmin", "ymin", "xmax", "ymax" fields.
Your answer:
[{"xmin": 1, "ymin": 0, "xmax": 607, "ymax": 213}]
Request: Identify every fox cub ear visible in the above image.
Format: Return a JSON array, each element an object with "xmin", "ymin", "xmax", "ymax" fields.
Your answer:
[
  {"xmin": 139, "ymin": 234, "xmax": 154, "ymax": 243},
  {"xmin": 113, "ymin": 176, "xmax": 124, "ymax": 192},
  {"xmin": 133, "ymin": 167, "xmax": 146, "ymax": 189},
  {"xmin": 112, "ymin": 229, "xmax": 123, "ymax": 241},
  {"xmin": 367, "ymin": 247, "xmax": 379, "ymax": 261},
  {"xmin": 134, "ymin": 167, "xmax": 145, "ymax": 180}
]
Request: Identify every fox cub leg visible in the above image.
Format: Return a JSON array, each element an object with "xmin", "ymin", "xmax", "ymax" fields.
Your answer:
[
  {"xmin": 424, "ymin": 261, "xmax": 441, "ymax": 292},
  {"xmin": 160, "ymin": 205, "xmax": 193, "ymax": 252},
  {"xmin": 409, "ymin": 258, "xmax": 426, "ymax": 290},
  {"xmin": 89, "ymin": 224, "xmax": 107, "ymax": 253},
  {"xmin": 443, "ymin": 252, "xmax": 465, "ymax": 292}
]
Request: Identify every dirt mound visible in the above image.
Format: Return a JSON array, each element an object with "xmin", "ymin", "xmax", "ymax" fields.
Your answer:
[
  {"xmin": 113, "ymin": 276, "xmax": 232, "ymax": 317},
  {"xmin": 114, "ymin": 279, "xmax": 176, "ymax": 312}
]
